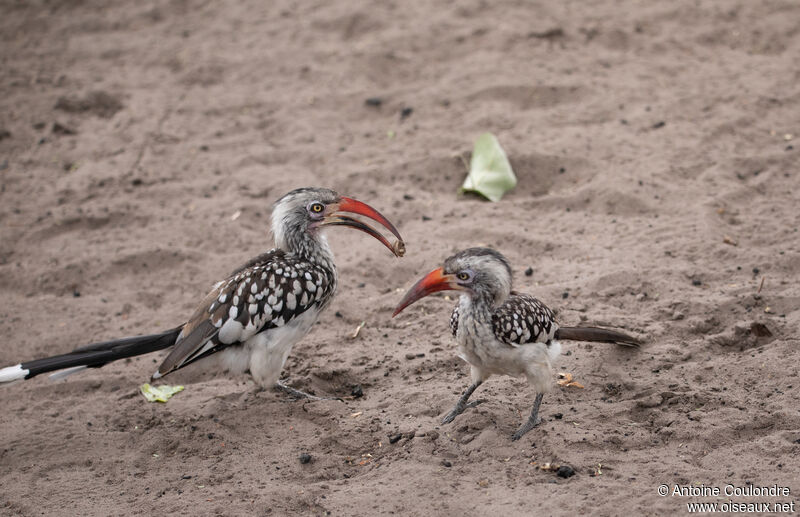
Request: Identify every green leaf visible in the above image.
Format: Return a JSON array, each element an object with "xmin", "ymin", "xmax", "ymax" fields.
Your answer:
[
  {"xmin": 460, "ymin": 132, "xmax": 517, "ymax": 202},
  {"xmin": 140, "ymin": 383, "xmax": 184, "ymax": 403}
]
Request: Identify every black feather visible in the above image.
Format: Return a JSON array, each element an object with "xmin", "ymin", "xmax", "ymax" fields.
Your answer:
[{"xmin": 20, "ymin": 327, "xmax": 182, "ymax": 380}]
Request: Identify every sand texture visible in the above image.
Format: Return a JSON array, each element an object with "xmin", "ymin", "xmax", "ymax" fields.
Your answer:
[{"xmin": 1, "ymin": 0, "xmax": 799, "ymax": 515}]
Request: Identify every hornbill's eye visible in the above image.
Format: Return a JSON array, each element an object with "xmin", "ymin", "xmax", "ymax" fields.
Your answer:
[
  {"xmin": 457, "ymin": 272, "xmax": 471, "ymax": 281},
  {"xmin": 309, "ymin": 202, "xmax": 325, "ymax": 214}
]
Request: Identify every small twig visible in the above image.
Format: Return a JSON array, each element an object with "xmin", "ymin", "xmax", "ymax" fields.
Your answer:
[
  {"xmin": 757, "ymin": 276, "xmax": 765, "ymax": 294},
  {"xmin": 350, "ymin": 321, "xmax": 366, "ymax": 339}
]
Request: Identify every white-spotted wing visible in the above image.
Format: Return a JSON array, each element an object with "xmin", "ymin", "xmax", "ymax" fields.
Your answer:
[{"xmin": 157, "ymin": 249, "xmax": 336, "ymax": 375}]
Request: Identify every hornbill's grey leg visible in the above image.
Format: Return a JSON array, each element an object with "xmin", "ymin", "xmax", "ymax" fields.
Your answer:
[
  {"xmin": 512, "ymin": 392, "xmax": 544, "ymax": 440},
  {"xmin": 442, "ymin": 381, "xmax": 484, "ymax": 424},
  {"xmin": 275, "ymin": 380, "xmax": 341, "ymax": 401}
]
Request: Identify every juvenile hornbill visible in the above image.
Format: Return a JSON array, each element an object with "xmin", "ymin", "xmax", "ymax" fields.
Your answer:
[
  {"xmin": 0, "ymin": 188, "xmax": 405, "ymax": 396},
  {"xmin": 393, "ymin": 247, "xmax": 639, "ymax": 440}
]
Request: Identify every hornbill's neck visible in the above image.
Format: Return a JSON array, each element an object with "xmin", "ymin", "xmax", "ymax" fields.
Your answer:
[
  {"xmin": 272, "ymin": 204, "xmax": 336, "ymax": 271},
  {"xmin": 279, "ymin": 230, "xmax": 336, "ymax": 272}
]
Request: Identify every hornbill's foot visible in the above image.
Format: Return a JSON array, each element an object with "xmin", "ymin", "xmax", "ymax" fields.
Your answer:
[
  {"xmin": 511, "ymin": 392, "xmax": 544, "ymax": 441},
  {"xmin": 441, "ymin": 399, "xmax": 484, "ymax": 424},
  {"xmin": 511, "ymin": 415, "xmax": 541, "ymax": 441},
  {"xmin": 442, "ymin": 381, "xmax": 484, "ymax": 424},
  {"xmin": 275, "ymin": 380, "xmax": 342, "ymax": 401}
]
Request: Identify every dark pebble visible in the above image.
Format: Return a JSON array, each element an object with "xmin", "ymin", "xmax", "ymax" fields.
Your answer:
[
  {"xmin": 199, "ymin": 145, "xmax": 209, "ymax": 151},
  {"xmin": 207, "ymin": 433, "xmax": 215, "ymax": 439},
  {"xmin": 422, "ymin": 215, "xmax": 432, "ymax": 221},
  {"xmin": 403, "ymin": 194, "xmax": 414, "ymax": 200},
  {"xmin": 181, "ymin": 475, "xmax": 192, "ymax": 480},
  {"xmin": 524, "ymin": 267, "xmax": 533, "ymax": 276},
  {"xmin": 404, "ymin": 353, "xmax": 416, "ymax": 360},
  {"xmin": 131, "ymin": 178, "xmax": 143, "ymax": 186},
  {"xmin": 559, "ymin": 167, "xmax": 566, "ymax": 174},
  {"xmin": 52, "ymin": 122, "xmax": 76, "ymax": 135},
  {"xmin": 350, "ymin": 385, "xmax": 363, "ymax": 398},
  {"xmin": 400, "ymin": 107, "xmax": 413, "ymax": 119},
  {"xmin": 0, "ymin": 129, "xmax": 11, "ymax": 141},
  {"xmin": 750, "ymin": 323, "xmax": 772, "ymax": 338},
  {"xmin": 416, "ymin": 353, "xmax": 425, "ymax": 358},
  {"xmin": 562, "ymin": 292, "xmax": 569, "ymax": 299},
  {"xmin": 553, "ymin": 413, "xmax": 563, "ymax": 420},
  {"xmin": 335, "ymin": 311, "xmax": 343, "ymax": 318},
  {"xmin": 752, "ymin": 267, "xmax": 760, "ymax": 274},
  {"xmin": 299, "ymin": 453, "xmax": 312, "ymax": 464},
  {"xmin": 365, "ymin": 97, "xmax": 383, "ymax": 107},
  {"xmin": 389, "ymin": 434, "xmax": 403, "ymax": 444},
  {"xmin": 692, "ymin": 279, "xmax": 702, "ymax": 286},
  {"xmin": 652, "ymin": 121, "xmax": 666, "ymax": 129},
  {"xmin": 556, "ymin": 465, "xmax": 575, "ymax": 478},
  {"xmin": 441, "ymin": 460, "xmax": 452, "ymax": 468},
  {"xmin": 357, "ymin": 283, "xmax": 366, "ymax": 288},
  {"xmin": 793, "ymin": 438, "xmax": 800, "ymax": 444},
  {"xmin": 73, "ymin": 291, "xmax": 81, "ymax": 297}
]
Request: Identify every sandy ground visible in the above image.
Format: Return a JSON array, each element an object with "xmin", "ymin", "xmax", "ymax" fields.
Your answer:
[{"xmin": 1, "ymin": 0, "xmax": 799, "ymax": 515}]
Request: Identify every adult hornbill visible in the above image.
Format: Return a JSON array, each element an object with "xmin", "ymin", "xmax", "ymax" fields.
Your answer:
[{"xmin": 0, "ymin": 187, "xmax": 405, "ymax": 396}]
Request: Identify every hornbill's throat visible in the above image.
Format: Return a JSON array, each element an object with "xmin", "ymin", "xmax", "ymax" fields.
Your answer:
[
  {"xmin": 392, "ymin": 267, "xmax": 461, "ymax": 317},
  {"xmin": 320, "ymin": 197, "xmax": 405, "ymax": 257}
]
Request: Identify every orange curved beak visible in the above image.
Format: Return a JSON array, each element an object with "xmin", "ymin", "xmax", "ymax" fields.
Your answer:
[
  {"xmin": 392, "ymin": 267, "xmax": 459, "ymax": 317},
  {"xmin": 321, "ymin": 197, "xmax": 405, "ymax": 257}
]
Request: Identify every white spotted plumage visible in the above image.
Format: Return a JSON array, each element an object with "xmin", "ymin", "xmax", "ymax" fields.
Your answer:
[{"xmin": 161, "ymin": 249, "xmax": 337, "ymax": 372}]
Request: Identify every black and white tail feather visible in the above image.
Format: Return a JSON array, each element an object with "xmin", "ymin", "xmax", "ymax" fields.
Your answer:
[{"xmin": 0, "ymin": 329, "xmax": 181, "ymax": 384}]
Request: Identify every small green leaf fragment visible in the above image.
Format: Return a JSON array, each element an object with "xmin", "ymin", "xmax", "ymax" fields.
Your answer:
[
  {"xmin": 140, "ymin": 383, "xmax": 184, "ymax": 403},
  {"xmin": 460, "ymin": 132, "xmax": 517, "ymax": 202}
]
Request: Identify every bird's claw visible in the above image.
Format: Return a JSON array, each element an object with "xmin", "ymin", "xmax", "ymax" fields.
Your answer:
[
  {"xmin": 275, "ymin": 380, "xmax": 341, "ymax": 401},
  {"xmin": 441, "ymin": 399, "xmax": 484, "ymax": 424},
  {"xmin": 511, "ymin": 416, "xmax": 541, "ymax": 441},
  {"xmin": 441, "ymin": 411, "xmax": 459, "ymax": 424}
]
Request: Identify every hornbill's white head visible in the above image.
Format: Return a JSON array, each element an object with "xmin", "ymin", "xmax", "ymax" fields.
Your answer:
[
  {"xmin": 393, "ymin": 247, "xmax": 513, "ymax": 316},
  {"xmin": 271, "ymin": 187, "xmax": 405, "ymax": 258}
]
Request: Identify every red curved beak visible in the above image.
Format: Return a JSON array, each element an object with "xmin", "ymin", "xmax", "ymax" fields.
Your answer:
[
  {"xmin": 392, "ymin": 267, "xmax": 458, "ymax": 317},
  {"xmin": 321, "ymin": 197, "xmax": 405, "ymax": 257}
]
